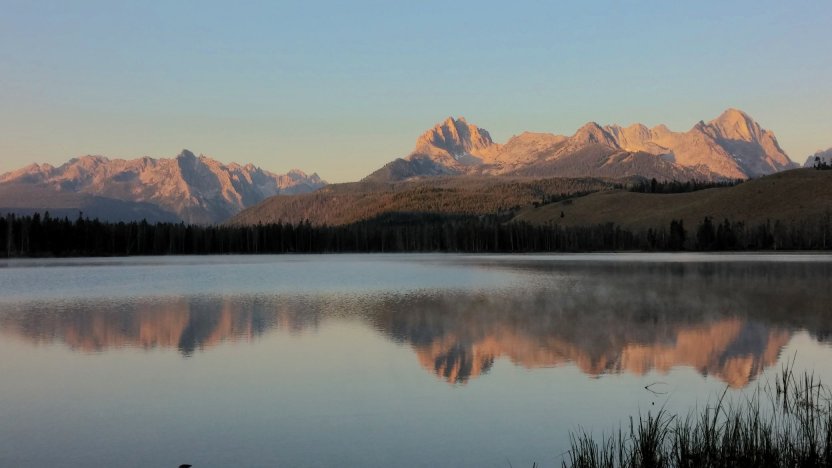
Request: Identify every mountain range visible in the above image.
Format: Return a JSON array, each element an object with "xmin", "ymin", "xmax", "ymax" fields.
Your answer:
[
  {"xmin": 0, "ymin": 150, "xmax": 325, "ymax": 224},
  {"xmin": 0, "ymin": 108, "xmax": 813, "ymax": 225},
  {"xmin": 233, "ymin": 108, "xmax": 809, "ymax": 226},
  {"xmin": 365, "ymin": 108, "xmax": 797, "ymax": 182}
]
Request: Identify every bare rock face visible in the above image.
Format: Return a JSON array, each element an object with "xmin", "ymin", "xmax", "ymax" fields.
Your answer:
[
  {"xmin": 365, "ymin": 109, "xmax": 798, "ymax": 182},
  {"xmin": 0, "ymin": 150, "xmax": 326, "ymax": 224},
  {"xmin": 604, "ymin": 109, "xmax": 794, "ymax": 178},
  {"xmin": 413, "ymin": 116, "xmax": 495, "ymax": 160},
  {"xmin": 570, "ymin": 122, "xmax": 620, "ymax": 148}
]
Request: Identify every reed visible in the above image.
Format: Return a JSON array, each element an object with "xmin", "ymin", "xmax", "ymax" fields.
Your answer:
[{"xmin": 563, "ymin": 364, "xmax": 832, "ymax": 468}]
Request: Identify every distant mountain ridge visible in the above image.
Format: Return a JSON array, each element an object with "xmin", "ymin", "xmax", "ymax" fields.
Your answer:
[
  {"xmin": 365, "ymin": 109, "xmax": 796, "ymax": 182},
  {"xmin": 0, "ymin": 150, "xmax": 326, "ymax": 224},
  {"xmin": 0, "ymin": 184, "xmax": 181, "ymax": 223},
  {"xmin": 804, "ymin": 147, "xmax": 832, "ymax": 167},
  {"xmin": 0, "ymin": 110, "xmax": 802, "ymax": 225}
]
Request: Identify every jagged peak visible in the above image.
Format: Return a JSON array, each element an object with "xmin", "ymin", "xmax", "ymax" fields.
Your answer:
[
  {"xmin": 279, "ymin": 169, "xmax": 325, "ymax": 184},
  {"xmin": 72, "ymin": 155, "xmax": 110, "ymax": 163},
  {"xmin": 442, "ymin": 115, "xmax": 465, "ymax": 126},
  {"xmin": 572, "ymin": 122, "xmax": 618, "ymax": 147},
  {"xmin": 652, "ymin": 123, "xmax": 672, "ymax": 134},
  {"xmin": 22, "ymin": 162, "xmax": 46, "ymax": 171},
  {"xmin": 577, "ymin": 121, "xmax": 604, "ymax": 131},
  {"xmin": 605, "ymin": 123, "xmax": 651, "ymax": 138},
  {"xmin": 176, "ymin": 149, "xmax": 197, "ymax": 160},
  {"xmin": 414, "ymin": 116, "xmax": 494, "ymax": 156},
  {"xmin": 0, "ymin": 151, "xmax": 326, "ymax": 223},
  {"xmin": 430, "ymin": 116, "xmax": 474, "ymax": 133},
  {"xmin": 706, "ymin": 108, "xmax": 764, "ymax": 142},
  {"xmin": 714, "ymin": 107, "xmax": 752, "ymax": 123},
  {"xmin": 573, "ymin": 121, "xmax": 605, "ymax": 137},
  {"xmin": 0, "ymin": 162, "xmax": 54, "ymax": 182},
  {"xmin": 62, "ymin": 155, "xmax": 111, "ymax": 171}
]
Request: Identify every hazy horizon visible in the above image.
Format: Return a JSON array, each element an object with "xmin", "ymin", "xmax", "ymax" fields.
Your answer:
[{"xmin": 2, "ymin": 0, "xmax": 830, "ymax": 182}]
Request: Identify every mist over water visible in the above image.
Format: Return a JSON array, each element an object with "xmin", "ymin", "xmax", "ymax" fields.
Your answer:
[{"xmin": 1, "ymin": 254, "xmax": 831, "ymax": 467}]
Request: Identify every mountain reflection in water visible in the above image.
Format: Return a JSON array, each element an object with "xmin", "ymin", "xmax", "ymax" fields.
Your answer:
[{"xmin": 1, "ymin": 259, "xmax": 830, "ymax": 388}]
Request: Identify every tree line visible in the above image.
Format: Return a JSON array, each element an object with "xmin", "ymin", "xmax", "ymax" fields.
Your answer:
[
  {"xmin": 530, "ymin": 178, "xmax": 743, "ymax": 209},
  {"xmin": 813, "ymin": 157, "xmax": 831, "ymax": 170},
  {"xmin": 628, "ymin": 178, "xmax": 743, "ymax": 194},
  {"xmin": 1, "ymin": 211, "xmax": 831, "ymax": 257}
]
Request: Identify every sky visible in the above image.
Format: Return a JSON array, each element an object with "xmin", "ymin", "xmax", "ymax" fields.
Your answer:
[{"xmin": 1, "ymin": 0, "xmax": 830, "ymax": 182}]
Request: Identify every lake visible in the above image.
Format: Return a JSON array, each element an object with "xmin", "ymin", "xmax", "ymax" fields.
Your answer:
[{"xmin": 1, "ymin": 253, "xmax": 831, "ymax": 467}]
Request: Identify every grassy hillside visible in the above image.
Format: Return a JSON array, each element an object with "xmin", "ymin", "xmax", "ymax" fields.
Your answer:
[
  {"xmin": 230, "ymin": 176, "xmax": 630, "ymax": 226},
  {"xmin": 513, "ymin": 169, "xmax": 832, "ymax": 229}
]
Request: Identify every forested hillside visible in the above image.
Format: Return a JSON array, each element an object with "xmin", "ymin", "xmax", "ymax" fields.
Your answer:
[
  {"xmin": 230, "ymin": 176, "xmax": 628, "ymax": 226},
  {"xmin": 4, "ymin": 169, "xmax": 830, "ymax": 257}
]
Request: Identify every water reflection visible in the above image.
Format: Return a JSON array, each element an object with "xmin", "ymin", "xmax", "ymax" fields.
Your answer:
[
  {"xmin": 1, "ymin": 259, "xmax": 830, "ymax": 388},
  {"xmin": 0, "ymin": 296, "xmax": 324, "ymax": 356},
  {"xmin": 370, "ymin": 293, "xmax": 796, "ymax": 387}
]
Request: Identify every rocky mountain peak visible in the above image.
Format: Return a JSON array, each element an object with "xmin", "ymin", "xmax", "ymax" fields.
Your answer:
[
  {"xmin": 71, "ymin": 155, "xmax": 110, "ymax": 166},
  {"xmin": 0, "ymin": 151, "xmax": 327, "ymax": 224},
  {"xmin": 651, "ymin": 124, "xmax": 672, "ymax": 135},
  {"xmin": 286, "ymin": 168, "xmax": 313, "ymax": 178},
  {"xmin": 22, "ymin": 162, "xmax": 48, "ymax": 172},
  {"xmin": 707, "ymin": 108, "xmax": 763, "ymax": 142},
  {"xmin": 367, "ymin": 109, "xmax": 797, "ymax": 183},
  {"xmin": 414, "ymin": 116, "xmax": 494, "ymax": 157},
  {"xmin": 571, "ymin": 122, "xmax": 619, "ymax": 148},
  {"xmin": 176, "ymin": 149, "xmax": 198, "ymax": 160}
]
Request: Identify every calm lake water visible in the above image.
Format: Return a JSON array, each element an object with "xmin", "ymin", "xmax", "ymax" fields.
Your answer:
[{"xmin": 1, "ymin": 253, "xmax": 832, "ymax": 467}]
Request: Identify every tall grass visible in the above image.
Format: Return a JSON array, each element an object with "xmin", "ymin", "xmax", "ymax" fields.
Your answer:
[{"xmin": 563, "ymin": 364, "xmax": 832, "ymax": 468}]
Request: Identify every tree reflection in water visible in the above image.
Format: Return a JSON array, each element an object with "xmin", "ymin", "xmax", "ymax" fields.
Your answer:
[{"xmin": 1, "ymin": 260, "xmax": 830, "ymax": 388}]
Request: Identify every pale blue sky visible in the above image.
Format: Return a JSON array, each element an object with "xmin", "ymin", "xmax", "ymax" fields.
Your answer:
[{"xmin": 1, "ymin": 0, "xmax": 830, "ymax": 181}]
